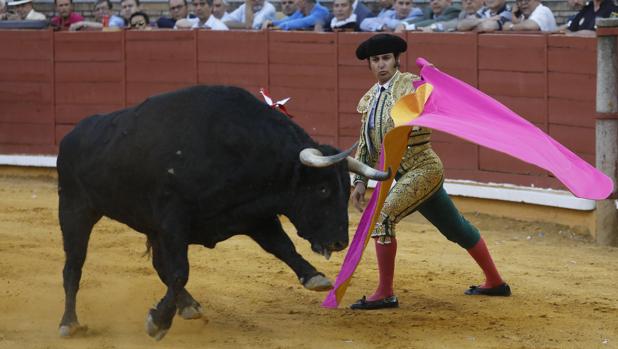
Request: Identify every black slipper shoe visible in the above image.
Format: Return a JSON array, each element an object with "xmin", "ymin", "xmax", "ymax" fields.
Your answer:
[
  {"xmin": 350, "ymin": 295, "xmax": 399, "ymax": 310},
  {"xmin": 464, "ymin": 283, "xmax": 511, "ymax": 297}
]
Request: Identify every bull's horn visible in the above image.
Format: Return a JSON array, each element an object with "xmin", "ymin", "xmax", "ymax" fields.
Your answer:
[
  {"xmin": 346, "ymin": 157, "xmax": 391, "ymax": 181},
  {"xmin": 299, "ymin": 142, "xmax": 358, "ymax": 168}
]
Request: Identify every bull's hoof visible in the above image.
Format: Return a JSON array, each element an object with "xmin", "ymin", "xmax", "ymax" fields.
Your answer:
[
  {"xmin": 302, "ymin": 274, "xmax": 333, "ymax": 291},
  {"xmin": 178, "ymin": 304, "xmax": 203, "ymax": 320},
  {"xmin": 59, "ymin": 322, "xmax": 88, "ymax": 337},
  {"xmin": 145, "ymin": 312, "xmax": 169, "ymax": 341}
]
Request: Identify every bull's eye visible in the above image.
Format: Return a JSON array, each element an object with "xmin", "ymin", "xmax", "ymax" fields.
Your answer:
[{"xmin": 319, "ymin": 186, "xmax": 330, "ymax": 198}]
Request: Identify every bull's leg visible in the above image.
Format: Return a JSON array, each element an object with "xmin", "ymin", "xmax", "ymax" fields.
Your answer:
[
  {"xmin": 249, "ymin": 217, "xmax": 332, "ymax": 291},
  {"xmin": 149, "ymin": 238, "xmax": 203, "ymax": 320},
  {"xmin": 145, "ymin": 232, "xmax": 190, "ymax": 341},
  {"xmin": 58, "ymin": 195, "xmax": 101, "ymax": 337}
]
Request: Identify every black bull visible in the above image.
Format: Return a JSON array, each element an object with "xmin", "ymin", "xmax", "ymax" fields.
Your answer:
[{"xmin": 56, "ymin": 85, "xmax": 389, "ymax": 340}]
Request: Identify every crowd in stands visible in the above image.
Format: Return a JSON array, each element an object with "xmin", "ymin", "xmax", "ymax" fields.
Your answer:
[{"xmin": 0, "ymin": 0, "xmax": 616, "ymax": 35}]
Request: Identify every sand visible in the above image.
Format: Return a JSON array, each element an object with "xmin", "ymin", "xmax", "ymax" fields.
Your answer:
[{"xmin": 0, "ymin": 172, "xmax": 617, "ymax": 349}]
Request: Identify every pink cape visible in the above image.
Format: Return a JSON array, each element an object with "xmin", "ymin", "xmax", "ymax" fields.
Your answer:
[{"xmin": 322, "ymin": 58, "xmax": 613, "ymax": 308}]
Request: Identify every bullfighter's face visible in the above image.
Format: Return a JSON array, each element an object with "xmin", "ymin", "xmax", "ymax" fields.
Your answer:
[{"xmin": 369, "ymin": 53, "xmax": 399, "ymax": 85}]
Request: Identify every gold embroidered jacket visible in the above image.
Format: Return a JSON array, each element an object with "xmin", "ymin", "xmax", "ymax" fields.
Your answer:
[{"xmin": 353, "ymin": 71, "xmax": 434, "ymax": 185}]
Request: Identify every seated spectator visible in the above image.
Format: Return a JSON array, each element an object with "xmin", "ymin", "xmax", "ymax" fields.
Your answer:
[
  {"xmin": 457, "ymin": 0, "xmax": 512, "ymax": 32},
  {"xmin": 565, "ymin": 0, "xmax": 617, "ymax": 36},
  {"xmin": 375, "ymin": 0, "xmax": 393, "ymax": 17},
  {"xmin": 176, "ymin": 0, "xmax": 228, "ymax": 29},
  {"xmin": 69, "ymin": 0, "xmax": 124, "ymax": 30},
  {"xmin": 453, "ymin": 0, "xmax": 485, "ymax": 31},
  {"xmin": 360, "ymin": 0, "xmax": 422, "ymax": 32},
  {"xmin": 276, "ymin": 0, "xmax": 296, "ymax": 19},
  {"xmin": 211, "ymin": 0, "xmax": 231, "ymax": 20},
  {"xmin": 503, "ymin": 0, "xmax": 556, "ymax": 31},
  {"xmin": 353, "ymin": 0, "xmax": 373, "ymax": 23},
  {"xmin": 561, "ymin": 0, "xmax": 586, "ymax": 30},
  {"xmin": 51, "ymin": 0, "xmax": 84, "ymax": 30},
  {"xmin": 94, "ymin": 0, "xmax": 124, "ymax": 26},
  {"xmin": 263, "ymin": 0, "xmax": 329, "ymax": 30},
  {"xmin": 399, "ymin": 0, "xmax": 460, "ymax": 31},
  {"xmin": 120, "ymin": 0, "xmax": 141, "ymax": 25},
  {"xmin": 7, "ymin": 0, "xmax": 45, "ymax": 20},
  {"xmin": 157, "ymin": 0, "xmax": 195, "ymax": 28},
  {"xmin": 1, "ymin": 0, "xmax": 6, "ymax": 20},
  {"xmin": 322, "ymin": 0, "xmax": 358, "ymax": 31},
  {"xmin": 129, "ymin": 10, "xmax": 151, "ymax": 29},
  {"xmin": 224, "ymin": 0, "xmax": 276, "ymax": 29}
]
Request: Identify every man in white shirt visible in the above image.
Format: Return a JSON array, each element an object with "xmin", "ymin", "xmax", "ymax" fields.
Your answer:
[
  {"xmin": 503, "ymin": 0, "xmax": 556, "ymax": 31},
  {"xmin": 8, "ymin": 0, "xmax": 45, "ymax": 20},
  {"xmin": 224, "ymin": 0, "xmax": 276, "ymax": 29},
  {"xmin": 176, "ymin": 0, "xmax": 229, "ymax": 29}
]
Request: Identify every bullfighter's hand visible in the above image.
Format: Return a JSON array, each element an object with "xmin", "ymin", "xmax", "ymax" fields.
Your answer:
[{"xmin": 350, "ymin": 183, "xmax": 366, "ymax": 212}]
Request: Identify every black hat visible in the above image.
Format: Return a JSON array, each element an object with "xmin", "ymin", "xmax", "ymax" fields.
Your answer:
[{"xmin": 355, "ymin": 34, "xmax": 407, "ymax": 60}]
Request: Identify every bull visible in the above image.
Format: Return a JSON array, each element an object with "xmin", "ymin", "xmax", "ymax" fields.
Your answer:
[{"xmin": 57, "ymin": 85, "xmax": 389, "ymax": 340}]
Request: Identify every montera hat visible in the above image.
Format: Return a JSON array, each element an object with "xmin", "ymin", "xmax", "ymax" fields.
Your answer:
[
  {"xmin": 8, "ymin": 0, "xmax": 32, "ymax": 5},
  {"xmin": 355, "ymin": 34, "xmax": 407, "ymax": 60}
]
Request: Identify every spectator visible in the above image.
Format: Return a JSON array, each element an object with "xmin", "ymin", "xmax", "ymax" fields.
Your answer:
[
  {"xmin": 7, "ymin": 0, "xmax": 45, "ymax": 20},
  {"xmin": 324, "ymin": 0, "xmax": 358, "ymax": 31},
  {"xmin": 0, "ymin": 0, "xmax": 7, "ymax": 19},
  {"xmin": 353, "ymin": 0, "xmax": 373, "ymax": 23},
  {"xmin": 276, "ymin": 0, "xmax": 296, "ymax": 19},
  {"xmin": 399, "ymin": 0, "xmax": 460, "ymax": 31},
  {"xmin": 211, "ymin": 0, "xmax": 231, "ymax": 20},
  {"xmin": 69, "ymin": 0, "xmax": 125, "ymax": 30},
  {"xmin": 558, "ymin": 0, "xmax": 585, "ymax": 30},
  {"xmin": 129, "ymin": 10, "xmax": 150, "ymax": 29},
  {"xmin": 94, "ymin": 0, "xmax": 124, "ymax": 26},
  {"xmin": 157, "ymin": 0, "xmax": 195, "ymax": 28},
  {"xmin": 51, "ymin": 0, "xmax": 84, "ymax": 30},
  {"xmin": 120, "ymin": 0, "xmax": 141, "ymax": 24},
  {"xmin": 224, "ymin": 0, "xmax": 276, "ymax": 29},
  {"xmin": 263, "ymin": 0, "xmax": 329, "ymax": 30},
  {"xmin": 176, "ymin": 0, "xmax": 228, "ymax": 29},
  {"xmin": 360, "ymin": 0, "xmax": 422, "ymax": 32},
  {"xmin": 503, "ymin": 0, "xmax": 556, "ymax": 31},
  {"xmin": 565, "ymin": 0, "xmax": 617, "ymax": 36},
  {"xmin": 457, "ymin": 0, "xmax": 512, "ymax": 32},
  {"xmin": 376, "ymin": 0, "xmax": 394, "ymax": 16},
  {"xmin": 453, "ymin": 0, "xmax": 485, "ymax": 31}
]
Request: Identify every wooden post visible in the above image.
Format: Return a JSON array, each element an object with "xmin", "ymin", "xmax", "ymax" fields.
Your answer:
[{"xmin": 595, "ymin": 18, "xmax": 618, "ymax": 246}]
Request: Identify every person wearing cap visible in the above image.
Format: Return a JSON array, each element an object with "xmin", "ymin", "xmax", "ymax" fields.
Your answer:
[
  {"xmin": 8, "ymin": 0, "xmax": 46, "ymax": 20},
  {"xmin": 349, "ymin": 34, "xmax": 511, "ymax": 310},
  {"xmin": 51, "ymin": 0, "xmax": 84, "ymax": 30}
]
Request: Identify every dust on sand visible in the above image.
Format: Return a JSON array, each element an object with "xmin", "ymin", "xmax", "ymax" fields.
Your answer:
[{"xmin": 0, "ymin": 173, "xmax": 617, "ymax": 349}]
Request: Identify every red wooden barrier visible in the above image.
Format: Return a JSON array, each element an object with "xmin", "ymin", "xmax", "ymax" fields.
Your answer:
[
  {"xmin": 0, "ymin": 30, "xmax": 54, "ymax": 154},
  {"xmin": 0, "ymin": 31, "xmax": 603, "ymax": 192}
]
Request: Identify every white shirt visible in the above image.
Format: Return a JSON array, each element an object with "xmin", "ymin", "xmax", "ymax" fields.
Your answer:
[
  {"xmin": 330, "ymin": 13, "xmax": 356, "ymax": 29},
  {"xmin": 227, "ymin": 1, "xmax": 276, "ymax": 29},
  {"xmin": 26, "ymin": 9, "xmax": 46, "ymax": 20},
  {"xmin": 185, "ymin": 15, "xmax": 229, "ymax": 30},
  {"xmin": 528, "ymin": 3, "xmax": 556, "ymax": 32}
]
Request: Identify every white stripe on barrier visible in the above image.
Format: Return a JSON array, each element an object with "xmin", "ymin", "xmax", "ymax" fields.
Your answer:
[{"xmin": 0, "ymin": 154, "xmax": 597, "ymax": 211}]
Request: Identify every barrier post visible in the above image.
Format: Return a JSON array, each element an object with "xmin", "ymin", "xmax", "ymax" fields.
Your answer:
[{"xmin": 595, "ymin": 18, "xmax": 618, "ymax": 246}]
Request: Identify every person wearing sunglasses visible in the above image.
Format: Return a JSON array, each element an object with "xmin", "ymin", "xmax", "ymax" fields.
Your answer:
[{"xmin": 129, "ymin": 10, "xmax": 150, "ymax": 29}]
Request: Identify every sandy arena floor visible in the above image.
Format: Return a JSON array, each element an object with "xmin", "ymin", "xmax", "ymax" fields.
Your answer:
[{"xmin": 0, "ymin": 172, "xmax": 617, "ymax": 349}]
